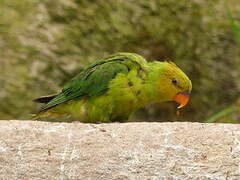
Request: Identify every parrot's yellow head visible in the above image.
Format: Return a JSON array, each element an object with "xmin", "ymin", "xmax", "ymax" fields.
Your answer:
[{"xmin": 154, "ymin": 61, "xmax": 192, "ymax": 109}]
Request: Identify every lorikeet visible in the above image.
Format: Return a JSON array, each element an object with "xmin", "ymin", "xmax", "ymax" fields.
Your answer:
[{"xmin": 34, "ymin": 52, "xmax": 192, "ymax": 122}]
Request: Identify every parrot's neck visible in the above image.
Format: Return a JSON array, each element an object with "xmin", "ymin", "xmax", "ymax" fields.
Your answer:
[{"xmin": 139, "ymin": 62, "xmax": 167, "ymax": 104}]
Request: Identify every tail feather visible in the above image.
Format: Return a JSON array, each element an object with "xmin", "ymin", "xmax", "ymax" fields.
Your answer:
[
  {"xmin": 33, "ymin": 94, "xmax": 58, "ymax": 104},
  {"xmin": 33, "ymin": 94, "xmax": 69, "ymax": 119},
  {"xmin": 31, "ymin": 111, "xmax": 69, "ymax": 120}
]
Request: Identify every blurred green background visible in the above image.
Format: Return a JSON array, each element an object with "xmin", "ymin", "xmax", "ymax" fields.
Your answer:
[{"xmin": 1, "ymin": 0, "xmax": 240, "ymax": 123}]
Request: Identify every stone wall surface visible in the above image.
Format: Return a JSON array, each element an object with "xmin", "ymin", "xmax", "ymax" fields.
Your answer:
[{"xmin": 0, "ymin": 120, "xmax": 239, "ymax": 179}]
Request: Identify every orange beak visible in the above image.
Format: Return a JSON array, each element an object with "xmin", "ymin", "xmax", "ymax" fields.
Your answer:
[{"xmin": 174, "ymin": 91, "xmax": 190, "ymax": 109}]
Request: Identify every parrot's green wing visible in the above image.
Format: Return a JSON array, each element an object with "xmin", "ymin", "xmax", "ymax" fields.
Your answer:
[{"xmin": 38, "ymin": 53, "xmax": 146, "ymax": 112}]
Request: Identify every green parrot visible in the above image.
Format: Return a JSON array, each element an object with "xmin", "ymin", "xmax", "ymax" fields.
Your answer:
[{"xmin": 33, "ymin": 52, "xmax": 192, "ymax": 122}]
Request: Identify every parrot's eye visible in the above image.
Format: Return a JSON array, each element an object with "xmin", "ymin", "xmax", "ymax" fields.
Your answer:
[{"xmin": 171, "ymin": 78, "xmax": 178, "ymax": 86}]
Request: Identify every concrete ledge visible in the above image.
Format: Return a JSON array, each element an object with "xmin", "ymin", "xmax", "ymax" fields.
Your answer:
[{"xmin": 0, "ymin": 120, "xmax": 239, "ymax": 179}]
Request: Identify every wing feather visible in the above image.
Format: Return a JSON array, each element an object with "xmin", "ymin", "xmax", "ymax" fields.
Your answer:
[{"xmin": 39, "ymin": 60, "xmax": 132, "ymax": 112}]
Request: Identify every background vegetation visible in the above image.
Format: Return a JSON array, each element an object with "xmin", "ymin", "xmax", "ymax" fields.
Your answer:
[{"xmin": 1, "ymin": 0, "xmax": 240, "ymax": 123}]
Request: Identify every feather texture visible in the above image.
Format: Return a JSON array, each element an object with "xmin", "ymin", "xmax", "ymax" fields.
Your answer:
[
  {"xmin": 34, "ymin": 52, "xmax": 192, "ymax": 122},
  {"xmin": 33, "ymin": 94, "xmax": 57, "ymax": 103},
  {"xmin": 38, "ymin": 53, "xmax": 146, "ymax": 112}
]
